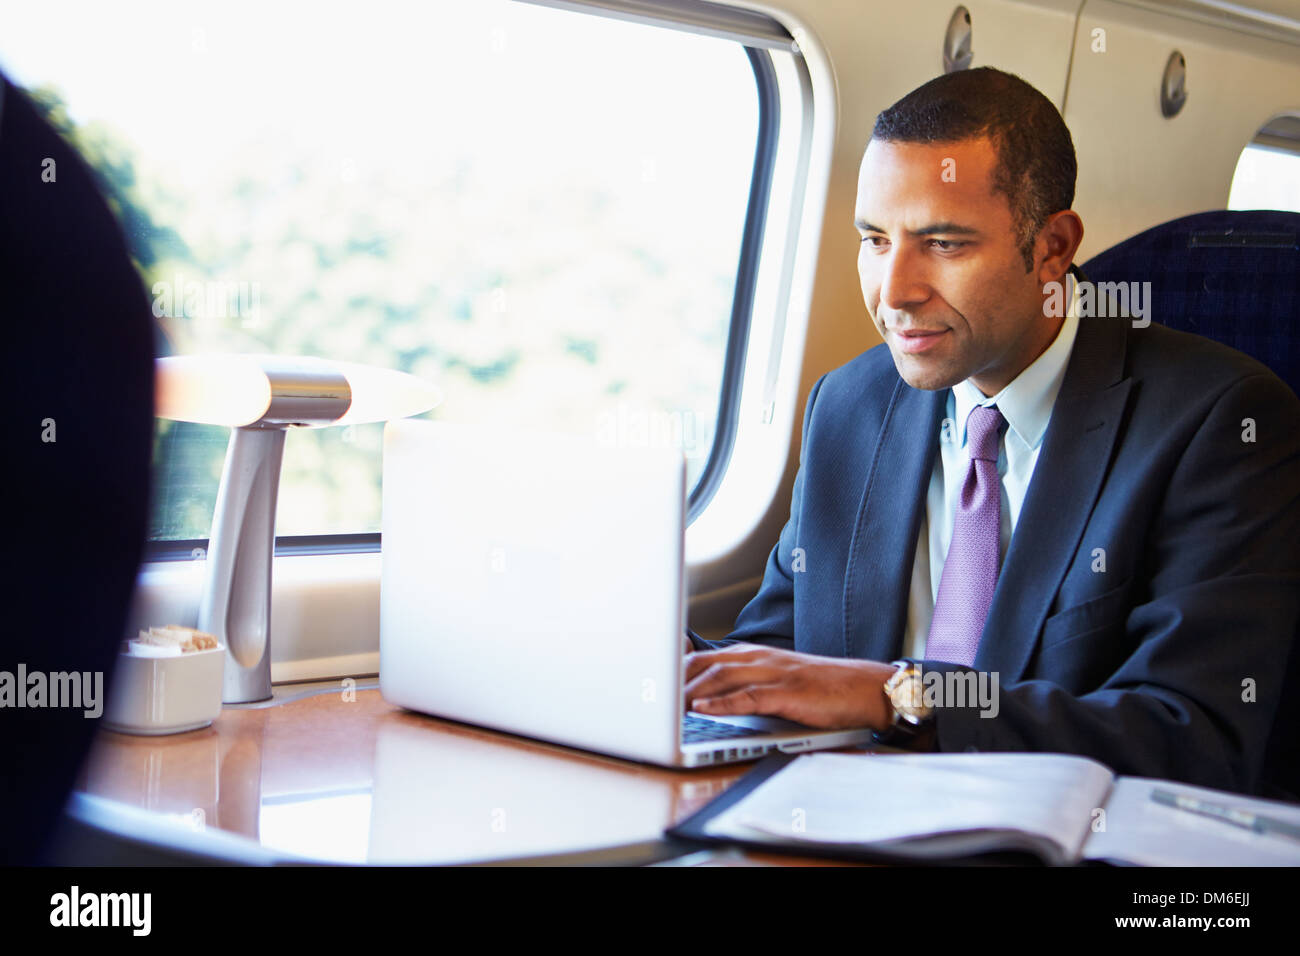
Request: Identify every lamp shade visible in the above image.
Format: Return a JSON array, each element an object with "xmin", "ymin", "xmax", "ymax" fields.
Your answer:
[
  {"xmin": 330, "ymin": 359, "xmax": 444, "ymax": 426},
  {"xmin": 155, "ymin": 354, "xmax": 441, "ymax": 427}
]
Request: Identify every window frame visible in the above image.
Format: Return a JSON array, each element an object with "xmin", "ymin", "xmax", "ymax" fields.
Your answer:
[{"xmin": 1228, "ymin": 112, "xmax": 1300, "ymax": 214}]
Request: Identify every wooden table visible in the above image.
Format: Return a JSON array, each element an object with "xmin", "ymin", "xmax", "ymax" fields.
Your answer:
[{"xmin": 75, "ymin": 679, "xmax": 868, "ymax": 865}]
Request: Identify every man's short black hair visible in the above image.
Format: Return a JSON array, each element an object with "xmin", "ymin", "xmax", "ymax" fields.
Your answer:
[{"xmin": 871, "ymin": 67, "xmax": 1076, "ymax": 271}]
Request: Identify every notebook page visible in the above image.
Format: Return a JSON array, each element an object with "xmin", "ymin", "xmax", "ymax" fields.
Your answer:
[
  {"xmin": 1083, "ymin": 777, "xmax": 1300, "ymax": 866},
  {"xmin": 704, "ymin": 752, "xmax": 1113, "ymax": 857}
]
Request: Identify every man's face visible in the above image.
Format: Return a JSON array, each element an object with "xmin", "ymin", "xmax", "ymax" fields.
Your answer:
[{"xmin": 854, "ymin": 136, "xmax": 1053, "ymax": 395}]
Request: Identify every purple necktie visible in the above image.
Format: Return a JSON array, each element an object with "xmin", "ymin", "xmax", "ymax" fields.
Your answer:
[{"xmin": 925, "ymin": 404, "xmax": 1006, "ymax": 666}]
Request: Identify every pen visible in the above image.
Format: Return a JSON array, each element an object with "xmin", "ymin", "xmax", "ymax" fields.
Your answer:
[{"xmin": 1150, "ymin": 788, "xmax": 1300, "ymax": 844}]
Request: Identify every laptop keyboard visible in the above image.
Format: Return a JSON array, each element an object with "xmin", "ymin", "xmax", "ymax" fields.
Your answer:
[{"xmin": 681, "ymin": 713, "xmax": 769, "ymax": 743}]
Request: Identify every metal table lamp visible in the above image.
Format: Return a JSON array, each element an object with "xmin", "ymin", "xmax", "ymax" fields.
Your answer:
[{"xmin": 154, "ymin": 354, "xmax": 441, "ymax": 703}]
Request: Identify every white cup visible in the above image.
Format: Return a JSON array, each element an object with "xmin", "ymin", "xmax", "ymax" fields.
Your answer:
[{"xmin": 102, "ymin": 644, "xmax": 225, "ymax": 735}]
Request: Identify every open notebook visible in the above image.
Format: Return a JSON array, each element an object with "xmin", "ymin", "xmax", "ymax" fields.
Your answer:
[{"xmin": 667, "ymin": 752, "xmax": 1300, "ymax": 866}]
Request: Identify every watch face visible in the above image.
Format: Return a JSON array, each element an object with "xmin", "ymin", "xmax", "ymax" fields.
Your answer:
[
  {"xmin": 894, "ymin": 675, "xmax": 924, "ymax": 709},
  {"xmin": 891, "ymin": 675, "xmax": 930, "ymax": 720}
]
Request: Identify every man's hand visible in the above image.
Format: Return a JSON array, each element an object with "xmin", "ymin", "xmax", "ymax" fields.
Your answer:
[{"xmin": 684, "ymin": 644, "xmax": 897, "ymax": 731}]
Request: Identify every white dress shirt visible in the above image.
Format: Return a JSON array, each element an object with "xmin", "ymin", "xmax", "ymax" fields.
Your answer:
[{"xmin": 901, "ymin": 285, "xmax": 1081, "ymax": 660}]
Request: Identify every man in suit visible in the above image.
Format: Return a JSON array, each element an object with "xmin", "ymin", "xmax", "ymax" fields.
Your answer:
[{"xmin": 683, "ymin": 67, "xmax": 1300, "ymax": 797}]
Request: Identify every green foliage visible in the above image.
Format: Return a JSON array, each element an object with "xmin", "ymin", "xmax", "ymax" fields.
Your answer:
[{"xmin": 26, "ymin": 85, "xmax": 192, "ymax": 275}]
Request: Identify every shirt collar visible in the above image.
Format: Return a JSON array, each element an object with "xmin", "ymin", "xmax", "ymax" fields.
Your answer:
[{"xmin": 951, "ymin": 276, "xmax": 1081, "ymax": 452}]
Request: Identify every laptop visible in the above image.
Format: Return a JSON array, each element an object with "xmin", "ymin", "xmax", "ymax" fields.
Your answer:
[{"xmin": 379, "ymin": 418, "xmax": 875, "ymax": 767}]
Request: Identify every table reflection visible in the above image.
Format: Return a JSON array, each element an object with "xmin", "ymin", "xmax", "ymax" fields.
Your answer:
[{"xmin": 77, "ymin": 683, "xmax": 751, "ymax": 864}]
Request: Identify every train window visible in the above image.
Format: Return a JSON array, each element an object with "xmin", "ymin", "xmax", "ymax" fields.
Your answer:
[
  {"xmin": 0, "ymin": 0, "xmax": 782, "ymax": 552},
  {"xmin": 1228, "ymin": 116, "xmax": 1300, "ymax": 213}
]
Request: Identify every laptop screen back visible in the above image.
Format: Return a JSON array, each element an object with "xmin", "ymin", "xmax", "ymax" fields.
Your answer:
[{"xmin": 380, "ymin": 419, "xmax": 687, "ymax": 765}]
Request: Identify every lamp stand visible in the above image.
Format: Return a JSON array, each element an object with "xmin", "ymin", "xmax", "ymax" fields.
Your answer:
[{"xmin": 198, "ymin": 426, "xmax": 287, "ymax": 703}]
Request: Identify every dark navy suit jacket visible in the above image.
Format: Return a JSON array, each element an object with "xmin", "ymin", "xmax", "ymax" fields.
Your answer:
[{"xmin": 694, "ymin": 295, "xmax": 1300, "ymax": 796}]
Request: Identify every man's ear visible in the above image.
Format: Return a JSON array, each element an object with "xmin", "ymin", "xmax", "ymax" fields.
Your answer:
[{"xmin": 1034, "ymin": 210, "xmax": 1084, "ymax": 286}]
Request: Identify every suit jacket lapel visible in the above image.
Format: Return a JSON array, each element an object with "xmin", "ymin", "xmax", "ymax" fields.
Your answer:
[
  {"xmin": 974, "ymin": 281, "xmax": 1133, "ymax": 680},
  {"xmin": 842, "ymin": 380, "xmax": 946, "ymax": 661}
]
